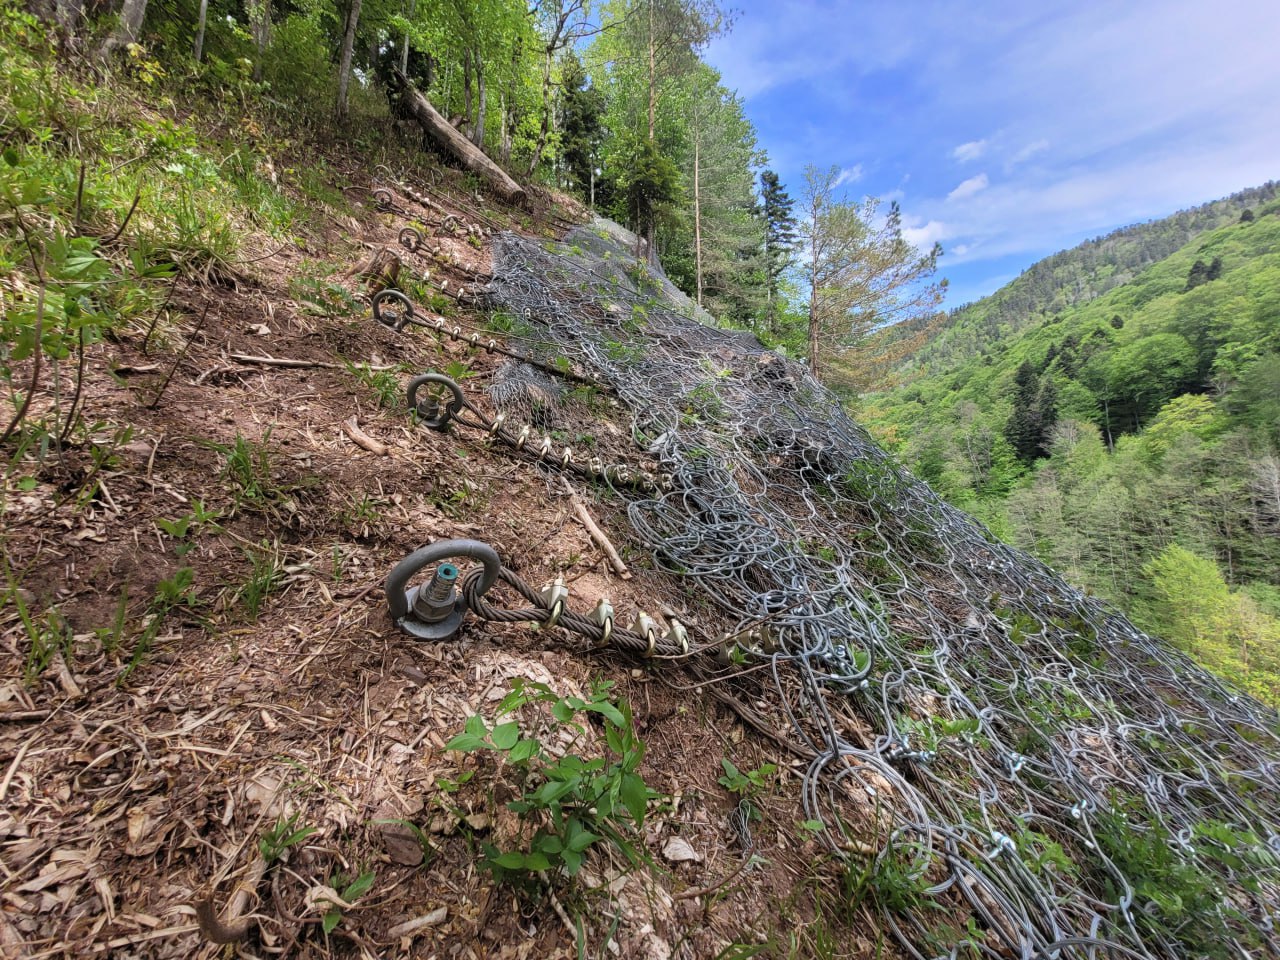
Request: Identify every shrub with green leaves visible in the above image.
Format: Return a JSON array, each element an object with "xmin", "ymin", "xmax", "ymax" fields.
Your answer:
[{"xmin": 445, "ymin": 679, "xmax": 654, "ymax": 883}]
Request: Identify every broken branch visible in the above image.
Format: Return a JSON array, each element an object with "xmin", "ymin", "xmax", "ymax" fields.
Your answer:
[
  {"xmin": 342, "ymin": 416, "xmax": 389, "ymax": 456},
  {"xmin": 561, "ymin": 477, "xmax": 631, "ymax": 579}
]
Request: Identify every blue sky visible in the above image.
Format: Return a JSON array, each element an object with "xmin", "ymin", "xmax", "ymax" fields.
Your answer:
[{"xmin": 704, "ymin": 0, "xmax": 1280, "ymax": 308}]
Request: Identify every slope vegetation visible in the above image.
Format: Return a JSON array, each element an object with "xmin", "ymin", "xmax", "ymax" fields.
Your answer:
[{"xmin": 4, "ymin": 16, "xmax": 1280, "ymax": 960}]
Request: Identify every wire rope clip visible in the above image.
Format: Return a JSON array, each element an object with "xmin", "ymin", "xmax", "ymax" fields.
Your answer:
[
  {"xmin": 539, "ymin": 577, "xmax": 567, "ymax": 629},
  {"xmin": 385, "ymin": 539, "xmax": 501, "ymax": 640},
  {"xmin": 406, "ymin": 372, "xmax": 464, "ymax": 431},
  {"xmin": 592, "ymin": 598, "xmax": 614, "ymax": 647},
  {"xmin": 665, "ymin": 619, "xmax": 689, "ymax": 656},
  {"xmin": 371, "ymin": 289, "xmax": 415, "ymax": 331},
  {"xmin": 633, "ymin": 612, "xmax": 659, "ymax": 658}
]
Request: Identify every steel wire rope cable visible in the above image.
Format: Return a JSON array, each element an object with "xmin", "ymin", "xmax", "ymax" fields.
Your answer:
[
  {"xmin": 455, "ymin": 564, "xmax": 691, "ymax": 660},
  {"xmin": 468, "ymin": 228, "xmax": 1280, "ymax": 957}
]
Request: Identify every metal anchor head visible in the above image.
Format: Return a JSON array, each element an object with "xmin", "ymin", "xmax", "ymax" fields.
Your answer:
[{"xmin": 386, "ymin": 539, "xmax": 501, "ymax": 641}]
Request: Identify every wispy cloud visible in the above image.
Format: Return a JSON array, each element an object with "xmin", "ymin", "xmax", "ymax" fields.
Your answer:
[
  {"xmin": 834, "ymin": 165, "xmax": 864, "ymax": 187},
  {"xmin": 952, "ymin": 140, "xmax": 988, "ymax": 163},
  {"xmin": 1009, "ymin": 138, "xmax": 1049, "ymax": 167},
  {"xmin": 947, "ymin": 173, "xmax": 990, "ymax": 201},
  {"xmin": 902, "ymin": 218, "xmax": 950, "ymax": 250}
]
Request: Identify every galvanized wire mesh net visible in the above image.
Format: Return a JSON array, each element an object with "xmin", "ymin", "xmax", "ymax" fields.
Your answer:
[{"xmin": 480, "ymin": 228, "xmax": 1280, "ymax": 959}]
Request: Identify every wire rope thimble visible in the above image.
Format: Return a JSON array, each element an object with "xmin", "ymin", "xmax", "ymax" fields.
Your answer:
[
  {"xmin": 633, "ymin": 612, "xmax": 659, "ymax": 659},
  {"xmin": 665, "ymin": 619, "xmax": 689, "ymax": 656},
  {"xmin": 714, "ymin": 636, "xmax": 737, "ymax": 666},
  {"xmin": 592, "ymin": 598, "xmax": 614, "ymax": 647},
  {"xmin": 539, "ymin": 577, "xmax": 567, "ymax": 630}
]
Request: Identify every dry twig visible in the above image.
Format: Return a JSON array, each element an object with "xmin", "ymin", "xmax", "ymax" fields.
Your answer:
[
  {"xmin": 342, "ymin": 416, "xmax": 389, "ymax": 456},
  {"xmin": 561, "ymin": 477, "xmax": 631, "ymax": 579}
]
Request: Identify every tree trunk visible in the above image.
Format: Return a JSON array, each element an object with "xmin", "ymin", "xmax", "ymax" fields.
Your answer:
[
  {"xmin": 471, "ymin": 50, "xmax": 486, "ymax": 148},
  {"xmin": 385, "ymin": 68, "xmax": 526, "ymax": 205},
  {"xmin": 462, "ymin": 53, "xmax": 472, "ymax": 129},
  {"xmin": 399, "ymin": 0, "xmax": 415, "ymax": 72},
  {"xmin": 192, "ymin": 0, "xmax": 207, "ymax": 61},
  {"xmin": 335, "ymin": 0, "xmax": 362, "ymax": 120},
  {"xmin": 98, "ymin": 0, "xmax": 149, "ymax": 58},
  {"xmin": 251, "ymin": 0, "xmax": 271, "ymax": 81},
  {"xmin": 693, "ymin": 133, "xmax": 703, "ymax": 307},
  {"xmin": 646, "ymin": 0, "xmax": 656, "ymax": 141},
  {"xmin": 528, "ymin": 46, "xmax": 554, "ymax": 176},
  {"xmin": 808, "ymin": 231, "xmax": 820, "ymax": 378}
]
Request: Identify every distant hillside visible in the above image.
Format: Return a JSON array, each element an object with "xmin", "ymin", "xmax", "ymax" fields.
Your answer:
[
  {"xmin": 900, "ymin": 181, "xmax": 1279, "ymax": 378},
  {"xmin": 863, "ymin": 189, "xmax": 1280, "ymax": 704}
]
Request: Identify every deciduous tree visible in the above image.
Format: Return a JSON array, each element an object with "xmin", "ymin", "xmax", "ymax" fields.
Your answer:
[{"xmin": 800, "ymin": 164, "xmax": 943, "ymax": 382}]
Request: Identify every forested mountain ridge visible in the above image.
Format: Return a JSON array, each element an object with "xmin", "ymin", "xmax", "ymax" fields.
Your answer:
[
  {"xmin": 864, "ymin": 189, "xmax": 1280, "ymax": 703},
  {"xmin": 898, "ymin": 181, "xmax": 1280, "ymax": 379}
]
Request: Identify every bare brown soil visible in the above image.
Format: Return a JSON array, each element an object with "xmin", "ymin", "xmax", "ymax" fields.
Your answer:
[{"xmin": 1, "ymin": 156, "xmax": 885, "ymax": 959}]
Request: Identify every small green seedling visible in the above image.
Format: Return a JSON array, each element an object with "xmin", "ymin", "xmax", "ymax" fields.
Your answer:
[
  {"xmin": 259, "ymin": 812, "xmax": 317, "ymax": 863},
  {"xmin": 321, "ymin": 870, "xmax": 376, "ymax": 934}
]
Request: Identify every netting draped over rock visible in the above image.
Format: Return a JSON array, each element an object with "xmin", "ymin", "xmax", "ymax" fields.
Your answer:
[{"xmin": 481, "ymin": 227, "xmax": 1280, "ymax": 959}]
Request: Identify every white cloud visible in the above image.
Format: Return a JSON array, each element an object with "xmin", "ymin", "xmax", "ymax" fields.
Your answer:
[
  {"xmin": 834, "ymin": 165, "xmax": 864, "ymax": 187},
  {"xmin": 947, "ymin": 173, "xmax": 989, "ymax": 201},
  {"xmin": 1009, "ymin": 138, "xmax": 1049, "ymax": 166},
  {"xmin": 902, "ymin": 218, "xmax": 950, "ymax": 250},
  {"xmin": 952, "ymin": 139, "xmax": 988, "ymax": 163}
]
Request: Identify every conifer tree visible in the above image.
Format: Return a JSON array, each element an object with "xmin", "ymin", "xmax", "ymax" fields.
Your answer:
[
  {"xmin": 559, "ymin": 53, "xmax": 606, "ymax": 202},
  {"xmin": 760, "ymin": 169, "xmax": 797, "ymax": 333}
]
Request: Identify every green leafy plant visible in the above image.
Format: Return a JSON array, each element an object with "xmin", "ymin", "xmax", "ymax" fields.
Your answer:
[
  {"xmin": 718, "ymin": 758, "xmax": 778, "ymax": 821},
  {"xmin": 8, "ymin": 591, "xmax": 72, "ymax": 685},
  {"xmin": 321, "ymin": 869, "xmax": 376, "ymax": 934},
  {"xmin": 206, "ymin": 430, "xmax": 287, "ymax": 514},
  {"xmin": 1089, "ymin": 810, "xmax": 1263, "ymax": 957},
  {"xmin": 155, "ymin": 498, "xmax": 223, "ymax": 556},
  {"xmin": 259, "ymin": 812, "xmax": 318, "ymax": 862},
  {"xmin": 443, "ymin": 359, "xmax": 475, "ymax": 382},
  {"xmin": 288, "ymin": 273, "xmax": 361, "ymax": 319},
  {"xmin": 231, "ymin": 539, "xmax": 286, "ymax": 620},
  {"xmin": 445, "ymin": 679, "xmax": 654, "ymax": 884},
  {"xmin": 120, "ymin": 566, "xmax": 200, "ymax": 682},
  {"xmin": 94, "ymin": 587, "xmax": 130, "ymax": 656},
  {"xmin": 342, "ymin": 359, "xmax": 401, "ymax": 409}
]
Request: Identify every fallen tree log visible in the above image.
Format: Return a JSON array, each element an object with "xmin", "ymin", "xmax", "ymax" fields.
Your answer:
[{"xmin": 386, "ymin": 68, "xmax": 526, "ymax": 206}]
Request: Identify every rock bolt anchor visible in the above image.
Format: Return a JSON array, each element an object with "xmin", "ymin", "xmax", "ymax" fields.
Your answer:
[{"xmin": 385, "ymin": 539, "xmax": 501, "ymax": 640}]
